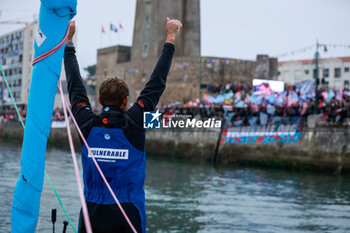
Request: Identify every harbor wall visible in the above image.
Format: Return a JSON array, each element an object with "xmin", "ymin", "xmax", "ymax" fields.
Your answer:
[
  {"xmin": 145, "ymin": 126, "xmax": 350, "ymax": 173},
  {"xmin": 1, "ymin": 120, "xmax": 349, "ymax": 173}
]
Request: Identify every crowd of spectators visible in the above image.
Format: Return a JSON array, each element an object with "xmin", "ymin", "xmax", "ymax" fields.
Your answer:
[
  {"xmin": 0, "ymin": 109, "xmax": 25, "ymax": 123},
  {"xmin": 1, "ymin": 81, "xmax": 350, "ymax": 128},
  {"xmin": 0, "ymin": 108, "xmax": 65, "ymax": 123},
  {"xmin": 158, "ymin": 81, "xmax": 350, "ymax": 128},
  {"xmin": 52, "ymin": 109, "xmax": 65, "ymax": 121}
]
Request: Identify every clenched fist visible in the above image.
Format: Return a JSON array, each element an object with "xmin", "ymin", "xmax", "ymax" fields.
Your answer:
[{"xmin": 165, "ymin": 17, "xmax": 182, "ymax": 45}]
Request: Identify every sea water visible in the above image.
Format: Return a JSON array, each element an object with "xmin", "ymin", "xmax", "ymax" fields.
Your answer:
[{"xmin": 0, "ymin": 142, "xmax": 349, "ymax": 233}]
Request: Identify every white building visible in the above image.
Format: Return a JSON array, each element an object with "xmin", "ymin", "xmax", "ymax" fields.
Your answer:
[
  {"xmin": 0, "ymin": 22, "xmax": 75, "ymax": 111},
  {"xmin": 278, "ymin": 57, "xmax": 350, "ymax": 89},
  {"xmin": 0, "ymin": 22, "xmax": 37, "ymax": 110}
]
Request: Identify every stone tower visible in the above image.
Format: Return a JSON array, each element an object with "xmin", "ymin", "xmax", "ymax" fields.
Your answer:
[{"xmin": 131, "ymin": 0, "xmax": 200, "ymax": 60}]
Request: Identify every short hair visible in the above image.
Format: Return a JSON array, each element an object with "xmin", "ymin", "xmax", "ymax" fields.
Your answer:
[
  {"xmin": 261, "ymin": 83, "xmax": 270, "ymax": 88},
  {"xmin": 99, "ymin": 76, "xmax": 129, "ymax": 107}
]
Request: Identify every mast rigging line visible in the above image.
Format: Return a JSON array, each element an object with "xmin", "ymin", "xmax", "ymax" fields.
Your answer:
[
  {"xmin": 0, "ymin": 63, "xmax": 77, "ymax": 233},
  {"xmin": 2, "ymin": 19, "xmax": 137, "ymax": 232},
  {"xmin": 57, "ymin": 82, "xmax": 138, "ymax": 233},
  {"xmin": 58, "ymin": 80, "xmax": 93, "ymax": 233},
  {"xmin": 32, "ymin": 18, "xmax": 137, "ymax": 231}
]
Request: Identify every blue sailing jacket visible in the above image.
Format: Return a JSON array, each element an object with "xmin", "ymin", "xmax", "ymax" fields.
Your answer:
[
  {"xmin": 81, "ymin": 126, "xmax": 146, "ymax": 232},
  {"xmin": 64, "ymin": 43, "xmax": 175, "ymax": 233}
]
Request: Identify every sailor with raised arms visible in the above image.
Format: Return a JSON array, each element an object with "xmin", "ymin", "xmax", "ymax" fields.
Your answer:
[{"xmin": 64, "ymin": 18, "xmax": 182, "ymax": 232}]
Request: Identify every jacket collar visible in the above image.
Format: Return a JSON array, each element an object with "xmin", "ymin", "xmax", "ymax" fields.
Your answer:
[{"xmin": 102, "ymin": 106, "xmax": 124, "ymax": 114}]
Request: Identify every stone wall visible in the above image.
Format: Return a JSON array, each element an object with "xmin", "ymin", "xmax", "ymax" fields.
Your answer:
[
  {"xmin": 1, "ymin": 121, "xmax": 349, "ymax": 174},
  {"xmin": 96, "ymin": 56, "xmax": 259, "ymax": 105},
  {"xmin": 145, "ymin": 126, "xmax": 350, "ymax": 173},
  {"xmin": 131, "ymin": 0, "xmax": 200, "ymax": 60},
  {"xmin": 96, "ymin": 45, "xmax": 131, "ymax": 101},
  {"xmin": 256, "ymin": 55, "xmax": 278, "ymax": 80},
  {"xmin": 218, "ymin": 127, "xmax": 350, "ymax": 173}
]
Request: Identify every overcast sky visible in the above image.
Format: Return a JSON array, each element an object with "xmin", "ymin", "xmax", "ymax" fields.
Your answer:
[{"xmin": 0, "ymin": 0, "xmax": 349, "ymax": 76}]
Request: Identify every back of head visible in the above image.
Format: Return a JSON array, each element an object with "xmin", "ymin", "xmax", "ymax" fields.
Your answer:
[{"xmin": 99, "ymin": 76, "xmax": 129, "ymax": 107}]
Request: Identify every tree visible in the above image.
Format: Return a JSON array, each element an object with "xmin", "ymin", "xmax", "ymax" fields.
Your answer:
[{"xmin": 84, "ymin": 64, "xmax": 96, "ymax": 78}]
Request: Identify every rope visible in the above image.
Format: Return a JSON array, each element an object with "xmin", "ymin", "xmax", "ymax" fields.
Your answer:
[
  {"xmin": 44, "ymin": 170, "xmax": 77, "ymax": 233},
  {"xmin": 57, "ymin": 84, "xmax": 138, "ymax": 233},
  {"xmin": 32, "ymin": 20, "xmax": 92, "ymax": 232},
  {"xmin": 0, "ymin": 64, "xmax": 24, "ymax": 129},
  {"xmin": 0, "ymin": 63, "xmax": 77, "ymax": 233},
  {"xmin": 3, "ymin": 19, "xmax": 137, "ymax": 232},
  {"xmin": 31, "ymin": 21, "xmax": 94, "ymax": 232},
  {"xmin": 32, "ymin": 25, "xmax": 70, "ymax": 65},
  {"xmin": 58, "ymin": 80, "xmax": 93, "ymax": 233}
]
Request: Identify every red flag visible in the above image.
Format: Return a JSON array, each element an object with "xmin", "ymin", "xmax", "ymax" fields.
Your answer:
[
  {"xmin": 119, "ymin": 23, "xmax": 124, "ymax": 30},
  {"xmin": 101, "ymin": 26, "xmax": 106, "ymax": 34}
]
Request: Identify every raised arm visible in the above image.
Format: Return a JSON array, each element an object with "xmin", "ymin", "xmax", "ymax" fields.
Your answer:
[
  {"xmin": 136, "ymin": 18, "xmax": 182, "ymax": 111},
  {"xmin": 64, "ymin": 21, "xmax": 95, "ymax": 131}
]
